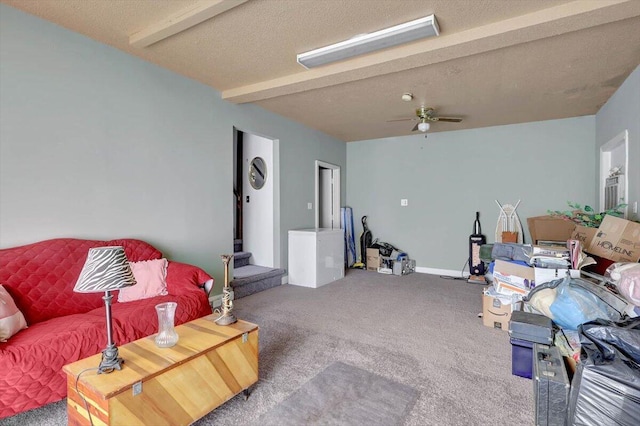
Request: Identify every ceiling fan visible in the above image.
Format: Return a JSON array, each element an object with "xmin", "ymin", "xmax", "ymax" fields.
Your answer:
[{"xmin": 389, "ymin": 106, "xmax": 463, "ymax": 132}]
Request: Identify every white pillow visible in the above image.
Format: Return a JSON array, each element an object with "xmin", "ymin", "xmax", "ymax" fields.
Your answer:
[{"xmin": 0, "ymin": 285, "xmax": 28, "ymax": 342}]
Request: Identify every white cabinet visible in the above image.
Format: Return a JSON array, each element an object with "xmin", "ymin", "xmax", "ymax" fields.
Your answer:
[{"xmin": 288, "ymin": 228, "xmax": 345, "ymax": 288}]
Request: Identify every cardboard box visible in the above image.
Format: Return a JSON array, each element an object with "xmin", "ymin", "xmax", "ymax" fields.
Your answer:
[
  {"xmin": 493, "ymin": 259, "xmax": 580, "ymax": 295},
  {"xmin": 366, "ymin": 248, "xmax": 380, "ymax": 271},
  {"xmin": 571, "ymin": 225, "xmax": 597, "ymax": 248},
  {"xmin": 482, "ymin": 292, "xmax": 513, "ymax": 330},
  {"xmin": 527, "ymin": 216, "xmax": 575, "ymax": 245},
  {"xmin": 588, "ymin": 216, "xmax": 640, "ymax": 262}
]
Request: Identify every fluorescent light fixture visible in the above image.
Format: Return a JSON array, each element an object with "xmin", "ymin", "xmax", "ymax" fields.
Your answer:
[{"xmin": 297, "ymin": 15, "xmax": 439, "ymax": 69}]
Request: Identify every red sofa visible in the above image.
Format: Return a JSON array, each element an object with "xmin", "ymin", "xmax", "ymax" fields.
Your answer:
[{"xmin": 0, "ymin": 238, "xmax": 213, "ymax": 419}]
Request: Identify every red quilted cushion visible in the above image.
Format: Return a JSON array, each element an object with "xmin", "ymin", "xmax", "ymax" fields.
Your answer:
[
  {"xmin": 166, "ymin": 261, "xmax": 214, "ymax": 296},
  {"xmin": 0, "ymin": 238, "xmax": 163, "ymax": 325},
  {"xmin": 110, "ymin": 239, "xmax": 163, "ymax": 262},
  {"xmin": 0, "ymin": 314, "xmax": 107, "ymax": 418}
]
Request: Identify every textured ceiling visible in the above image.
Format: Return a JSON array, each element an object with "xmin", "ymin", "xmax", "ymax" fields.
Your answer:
[{"xmin": 3, "ymin": 0, "xmax": 640, "ymax": 141}]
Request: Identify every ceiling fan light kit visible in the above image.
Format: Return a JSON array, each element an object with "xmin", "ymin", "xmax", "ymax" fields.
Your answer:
[
  {"xmin": 391, "ymin": 106, "xmax": 463, "ymax": 133},
  {"xmin": 297, "ymin": 15, "xmax": 439, "ymax": 69}
]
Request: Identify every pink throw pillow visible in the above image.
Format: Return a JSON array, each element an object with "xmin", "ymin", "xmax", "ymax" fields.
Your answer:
[
  {"xmin": 117, "ymin": 258, "xmax": 169, "ymax": 303},
  {"xmin": 0, "ymin": 285, "xmax": 28, "ymax": 342}
]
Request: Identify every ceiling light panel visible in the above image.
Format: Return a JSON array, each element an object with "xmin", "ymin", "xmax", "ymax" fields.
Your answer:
[{"xmin": 297, "ymin": 15, "xmax": 440, "ymax": 69}]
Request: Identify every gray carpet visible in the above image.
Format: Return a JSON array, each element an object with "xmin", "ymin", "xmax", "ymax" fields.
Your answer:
[
  {"xmin": 258, "ymin": 361, "xmax": 418, "ymax": 425},
  {"xmin": 1, "ymin": 270, "xmax": 533, "ymax": 425}
]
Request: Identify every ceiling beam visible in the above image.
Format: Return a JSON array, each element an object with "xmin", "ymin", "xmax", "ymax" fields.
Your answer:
[
  {"xmin": 130, "ymin": 0, "xmax": 248, "ymax": 48},
  {"xmin": 222, "ymin": 0, "xmax": 640, "ymax": 103}
]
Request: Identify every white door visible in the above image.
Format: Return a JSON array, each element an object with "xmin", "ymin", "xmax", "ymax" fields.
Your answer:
[
  {"xmin": 315, "ymin": 161, "xmax": 341, "ymax": 229},
  {"xmin": 243, "ymin": 133, "xmax": 274, "ymax": 267},
  {"xmin": 319, "ymin": 168, "xmax": 333, "ymax": 228}
]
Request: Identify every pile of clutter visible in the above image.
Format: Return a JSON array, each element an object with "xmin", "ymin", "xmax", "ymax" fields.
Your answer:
[
  {"xmin": 364, "ymin": 240, "xmax": 415, "ymax": 276},
  {"xmin": 480, "ymin": 214, "xmax": 640, "ymax": 425}
]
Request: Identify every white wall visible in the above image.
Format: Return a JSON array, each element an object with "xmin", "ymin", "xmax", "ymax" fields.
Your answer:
[
  {"xmin": 596, "ymin": 65, "xmax": 640, "ymax": 221},
  {"xmin": 0, "ymin": 5, "xmax": 346, "ymax": 291},
  {"xmin": 346, "ymin": 116, "xmax": 596, "ymax": 273}
]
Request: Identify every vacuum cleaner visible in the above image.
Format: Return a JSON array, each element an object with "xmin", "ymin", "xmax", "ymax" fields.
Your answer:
[
  {"xmin": 468, "ymin": 212, "xmax": 487, "ymax": 284},
  {"xmin": 353, "ymin": 216, "xmax": 372, "ymax": 269}
]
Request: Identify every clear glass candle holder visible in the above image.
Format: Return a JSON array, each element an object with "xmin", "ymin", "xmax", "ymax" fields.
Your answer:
[{"xmin": 154, "ymin": 302, "xmax": 179, "ymax": 348}]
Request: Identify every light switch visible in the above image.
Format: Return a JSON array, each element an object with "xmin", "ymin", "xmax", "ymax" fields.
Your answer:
[
  {"xmin": 308, "ymin": 202, "xmax": 313, "ymax": 210},
  {"xmin": 401, "ymin": 199, "xmax": 408, "ymax": 207}
]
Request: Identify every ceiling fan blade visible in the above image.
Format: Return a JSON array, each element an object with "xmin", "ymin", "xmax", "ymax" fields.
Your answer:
[
  {"xmin": 434, "ymin": 117, "xmax": 462, "ymax": 123},
  {"xmin": 387, "ymin": 117, "xmax": 417, "ymax": 122},
  {"xmin": 411, "ymin": 122, "xmax": 419, "ymax": 132}
]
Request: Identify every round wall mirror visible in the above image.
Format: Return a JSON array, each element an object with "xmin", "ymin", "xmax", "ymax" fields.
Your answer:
[{"xmin": 249, "ymin": 157, "xmax": 267, "ymax": 190}]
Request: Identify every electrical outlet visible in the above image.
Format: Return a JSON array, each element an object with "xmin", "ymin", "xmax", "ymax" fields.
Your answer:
[
  {"xmin": 401, "ymin": 199, "xmax": 408, "ymax": 207},
  {"xmin": 209, "ymin": 294, "xmax": 223, "ymax": 309},
  {"xmin": 307, "ymin": 202, "xmax": 312, "ymax": 210},
  {"xmin": 209, "ymin": 292, "xmax": 233, "ymax": 309}
]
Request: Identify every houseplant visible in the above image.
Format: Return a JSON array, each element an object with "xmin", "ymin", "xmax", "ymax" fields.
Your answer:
[{"xmin": 547, "ymin": 201, "xmax": 627, "ymax": 228}]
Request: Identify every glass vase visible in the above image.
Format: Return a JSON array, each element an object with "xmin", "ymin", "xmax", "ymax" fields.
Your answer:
[{"xmin": 154, "ymin": 302, "xmax": 179, "ymax": 348}]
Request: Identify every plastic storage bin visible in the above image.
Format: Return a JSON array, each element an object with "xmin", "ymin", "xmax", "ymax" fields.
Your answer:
[{"xmin": 510, "ymin": 337, "xmax": 534, "ymax": 379}]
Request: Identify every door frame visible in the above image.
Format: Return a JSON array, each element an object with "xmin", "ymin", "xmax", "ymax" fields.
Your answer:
[
  {"xmin": 599, "ymin": 129, "xmax": 628, "ymax": 217},
  {"xmin": 233, "ymin": 127, "xmax": 281, "ymax": 268}
]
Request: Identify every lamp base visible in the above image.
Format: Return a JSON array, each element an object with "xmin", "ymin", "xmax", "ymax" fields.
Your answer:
[
  {"xmin": 215, "ymin": 313, "xmax": 237, "ymax": 326},
  {"xmin": 98, "ymin": 344, "xmax": 124, "ymax": 374}
]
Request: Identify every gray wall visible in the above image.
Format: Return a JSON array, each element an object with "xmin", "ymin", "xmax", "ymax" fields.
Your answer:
[
  {"xmin": 595, "ymin": 65, "xmax": 640, "ymax": 221},
  {"xmin": 0, "ymin": 5, "xmax": 346, "ymax": 291},
  {"xmin": 346, "ymin": 116, "xmax": 596, "ymax": 272}
]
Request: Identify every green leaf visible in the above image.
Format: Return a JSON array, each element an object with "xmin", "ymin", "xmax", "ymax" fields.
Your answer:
[{"xmin": 584, "ymin": 205, "xmax": 594, "ymax": 212}]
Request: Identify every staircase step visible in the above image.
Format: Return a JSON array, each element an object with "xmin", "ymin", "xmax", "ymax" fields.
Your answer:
[
  {"xmin": 234, "ymin": 251, "xmax": 251, "ymax": 268},
  {"xmin": 234, "ymin": 239, "xmax": 242, "ymax": 253},
  {"xmin": 232, "ymin": 265, "xmax": 285, "ymax": 299}
]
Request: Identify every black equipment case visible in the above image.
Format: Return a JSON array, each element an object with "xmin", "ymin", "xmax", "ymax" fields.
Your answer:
[
  {"xmin": 533, "ymin": 344, "xmax": 570, "ymax": 426},
  {"xmin": 509, "ymin": 311, "xmax": 554, "ymax": 345}
]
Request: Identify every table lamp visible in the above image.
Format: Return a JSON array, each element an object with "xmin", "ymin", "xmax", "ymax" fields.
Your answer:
[{"xmin": 74, "ymin": 246, "xmax": 136, "ymax": 374}]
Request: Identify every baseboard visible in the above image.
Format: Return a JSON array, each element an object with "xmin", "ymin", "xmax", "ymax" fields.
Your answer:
[
  {"xmin": 281, "ymin": 274, "xmax": 288, "ymax": 285},
  {"xmin": 415, "ymin": 266, "xmax": 465, "ymax": 278}
]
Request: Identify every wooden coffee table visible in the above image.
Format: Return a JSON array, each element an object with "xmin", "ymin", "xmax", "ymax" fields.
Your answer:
[{"xmin": 63, "ymin": 315, "xmax": 258, "ymax": 426}]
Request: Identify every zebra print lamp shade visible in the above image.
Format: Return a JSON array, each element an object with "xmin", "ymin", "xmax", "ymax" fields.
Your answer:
[
  {"xmin": 74, "ymin": 246, "xmax": 136, "ymax": 293},
  {"xmin": 74, "ymin": 246, "xmax": 137, "ymax": 374}
]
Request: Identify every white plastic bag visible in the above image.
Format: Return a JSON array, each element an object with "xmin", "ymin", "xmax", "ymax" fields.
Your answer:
[{"xmin": 606, "ymin": 262, "xmax": 640, "ymax": 306}]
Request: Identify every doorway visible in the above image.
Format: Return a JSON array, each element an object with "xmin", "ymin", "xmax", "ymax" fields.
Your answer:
[
  {"xmin": 315, "ymin": 160, "xmax": 340, "ymax": 229},
  {"xmin": 599, "ymin": 130, "xmax": 628, "ymax": 217},
  {"xmin": 233, "ymin": 128, "xmax": 280, "ymax": 268}
]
